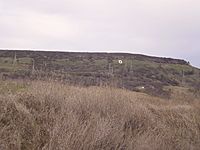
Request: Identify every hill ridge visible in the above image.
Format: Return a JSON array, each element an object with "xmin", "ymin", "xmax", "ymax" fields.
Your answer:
[{"xmin": 0, "ymin": 49, "xmax": 190, "ymax": 65}]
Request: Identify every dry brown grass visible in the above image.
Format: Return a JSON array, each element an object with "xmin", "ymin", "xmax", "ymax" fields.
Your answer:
[{"xmin": 0, "ymin": 80, "xmax": 200, "ymax": 150}]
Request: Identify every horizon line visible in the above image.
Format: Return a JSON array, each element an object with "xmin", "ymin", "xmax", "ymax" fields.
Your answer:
[
  {"xmin": 0, "ymin": 48, "xmax": 188, "ymax": 60},
  {"xmin": 1, "ymin": 48, "xmax": 199, "ymax": 69}
]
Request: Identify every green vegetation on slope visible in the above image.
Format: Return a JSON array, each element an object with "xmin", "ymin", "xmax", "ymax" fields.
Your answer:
[{"xmin": 0, "ymin": 50, "xmax": 199, "ymax": 97}]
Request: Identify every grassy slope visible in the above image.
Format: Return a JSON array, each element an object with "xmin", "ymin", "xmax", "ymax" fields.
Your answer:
[
  {"xmin": 0, "ymin": 50, "xmax": 200, "ymax": 97},
  {"xmin": 0, "ymin": 80, "xmax": 200, "ymax": 150}
]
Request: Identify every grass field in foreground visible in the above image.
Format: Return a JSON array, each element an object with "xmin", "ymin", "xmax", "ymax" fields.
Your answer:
[{"xmin": 0, "ymin": 80, "xmax": 200, "ymax": 150}]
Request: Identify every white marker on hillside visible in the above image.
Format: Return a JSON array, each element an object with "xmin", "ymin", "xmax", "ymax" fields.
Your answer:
[{"xmin": 118, "ymin": 60, "xmax": 123, "ymax": 64}]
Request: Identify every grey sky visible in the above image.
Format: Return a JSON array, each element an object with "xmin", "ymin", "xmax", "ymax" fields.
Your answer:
[{"xmin": 0, "ymin": 0, "xmax": 200, "ymax": 67}]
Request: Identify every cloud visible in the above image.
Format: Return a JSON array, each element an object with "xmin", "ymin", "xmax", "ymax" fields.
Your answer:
[{"xmin": 0, "ymin": 0, "xmax": 200, "ymax": 67}]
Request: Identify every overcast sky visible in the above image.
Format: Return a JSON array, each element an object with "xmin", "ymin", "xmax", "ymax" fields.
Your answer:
[{"xmin": 0, "ymin": 0, "xmax": 200, "ymax": 67}]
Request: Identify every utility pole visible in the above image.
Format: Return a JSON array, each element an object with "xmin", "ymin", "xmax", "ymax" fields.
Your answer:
[
  {"xmin": 13, "ymin": 51, "xmax": 17, "ymax": 64},
  {"xmin": 32, "ymin": 59, "xmax": 35, "ymax": 73},
  {"xmin": 108, "ymin": 63, "xmax": 113, "ymax": 75},
  {"xmin": 130, "ymin": 60, "xmax": 133, "ymax": 72},
  {"xmin": 182, "ymin": 70, "xmax": 185, "ymax": 84},
  {"xmin": 12, "ymin": 51, "xmax": 17, "ymax": 70}
]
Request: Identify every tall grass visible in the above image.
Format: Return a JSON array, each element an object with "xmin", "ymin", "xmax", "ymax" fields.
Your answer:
[{"xmin": 0, "ymin": 80, "xmax": 200, "ymax": 150}]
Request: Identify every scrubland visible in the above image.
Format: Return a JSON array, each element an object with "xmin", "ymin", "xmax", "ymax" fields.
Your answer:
[{"xmin": 0, "ymin": 80, "xmax": 200, "ymax": 150}]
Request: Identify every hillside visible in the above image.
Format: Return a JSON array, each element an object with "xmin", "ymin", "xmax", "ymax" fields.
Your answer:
[{"xmin": 0, "ymin": 50, "xmax": 199, "ymax": 97}]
